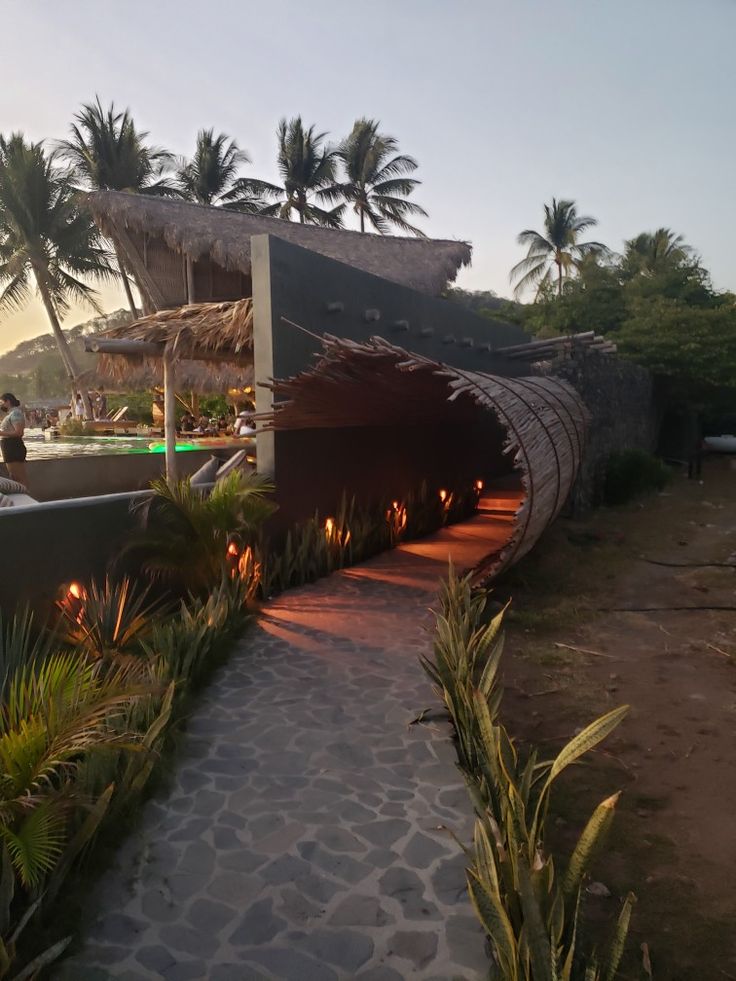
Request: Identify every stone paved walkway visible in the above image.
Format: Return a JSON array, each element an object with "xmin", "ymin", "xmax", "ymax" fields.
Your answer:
[{"xmin": 57, "ymin": 504, "xmax": 516, "ymax": 981}]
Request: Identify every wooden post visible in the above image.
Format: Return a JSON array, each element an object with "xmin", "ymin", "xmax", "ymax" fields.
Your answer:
[
  {"xmin": 163, "ymin": 347, "xmax": 177, "ymax": 483},
  {"xmin": 186, "ymin": 257, "xmax": 195, "ymax": 305}
]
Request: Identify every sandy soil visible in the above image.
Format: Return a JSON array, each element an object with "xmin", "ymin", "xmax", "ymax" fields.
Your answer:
[{"xmin": 494, "ymin": 456, "xmax": 736, "ymax": 981}]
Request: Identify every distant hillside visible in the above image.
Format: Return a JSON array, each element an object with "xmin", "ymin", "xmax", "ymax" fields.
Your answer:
[{"xmin": 0, "ymin": 309, "xmax": 133, "ymax": 399}]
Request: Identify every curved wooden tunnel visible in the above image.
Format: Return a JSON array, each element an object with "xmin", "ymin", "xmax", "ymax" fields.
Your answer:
[{"xmin": 266, "ymin": 336, "xmax": 589, "ymax": 577}]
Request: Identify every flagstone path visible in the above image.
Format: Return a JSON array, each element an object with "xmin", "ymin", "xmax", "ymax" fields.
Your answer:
[{"xmin": 56, "ymin": 501, "xmax": 518, "ymax": 981}]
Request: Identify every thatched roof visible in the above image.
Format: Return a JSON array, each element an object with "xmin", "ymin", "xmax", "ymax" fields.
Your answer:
[
  {"xmin": 88, "ymin": 299, "xmax": 253, "ymax": 393},
  {"xmin": 264, "ymin": 335, "xmax": 589, "ymax": 578},
  {"xmin": 86, "ymin": 191, "xmax": 472, "ymax": 296}
]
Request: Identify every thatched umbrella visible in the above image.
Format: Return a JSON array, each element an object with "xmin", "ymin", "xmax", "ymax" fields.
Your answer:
[{"xmin": 85, "ymin": 299, "xmax": 253, "ymax": 479}]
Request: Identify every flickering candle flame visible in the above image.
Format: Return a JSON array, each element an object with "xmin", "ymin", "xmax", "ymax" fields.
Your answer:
[
  {"xmin": 439, "ymin": 489, "xmax": 447, "ymax": 502},
  {"xmin": 325, "ymin": 517, "xmax": 334, "ymax": 535},
  {"xmin": 475, "ymin": 480, "xmax": 484, "ymax": 491},
  {"xmin": 227, "ymin": 542, "xmax": 240, "ymax": 557},
  {"xmin": 68, "ymin": 582, "xmax": 84, "ymax": 600}
]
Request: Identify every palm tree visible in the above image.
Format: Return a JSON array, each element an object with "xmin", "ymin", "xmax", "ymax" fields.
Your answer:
[
  {"xmin": 176, "ymin": 128, "xmax": 279, "ymax": 212},
  {"xmin": 622, "ymin": 228, "xmax": 690, "ymax": 276},
  {"xmin": 336, "ymin": 118, "xmax": 427, "ymax": 234},
  {"xmin": 0, "ymin": 133, "xmax": 115, "ymax": 415},
  {"xmin": 59, "ymin": 98, "xmax": 175, "ymax": 316},
  {"xmin": 510, "ymin": 198, "xmax": 608, "ymax": 298},
  {"xmin": 259, "ymin": 117, "xmax": 344, "ymax": 227}
]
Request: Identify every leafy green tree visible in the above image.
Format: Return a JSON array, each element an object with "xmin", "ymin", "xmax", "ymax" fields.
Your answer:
[
  {"xmin": 510, "ymin": 198, "xmax": 608, "ymax": 298},
  {"xmin": 59, "ymin": 98, "xmax": 175, "ymax": 317},
  {"xmin": 621, "ymin": 227, "xmax": 690, "ymax": 277},
  {"xmin": 259, "ymin": 117, "xmax": 344, "ymax": 227},
  {"xmin": 335, "ymin": 118, "xmax": 427, "ymax": 234},
  {"xmin": 616, "ymin": 296, "xmax": 736, "ymax": 400},
  {"xmin": 176, "ymin": 129, "xmax": 279, "ymax": 212},
  {"xmin": 0, "ymin": 134, "xmax": 115, "ymax": 415}
]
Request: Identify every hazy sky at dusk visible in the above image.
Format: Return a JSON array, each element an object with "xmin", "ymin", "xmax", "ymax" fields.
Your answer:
[{"xmin": 0, "ymin": 0, "xmax": 733, "ymax": 352}]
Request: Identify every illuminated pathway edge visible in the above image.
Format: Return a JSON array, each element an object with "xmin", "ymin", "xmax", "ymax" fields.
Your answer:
[{"xmin": 57, "ymin": 500, "xmax": 518, "ymax": 981}]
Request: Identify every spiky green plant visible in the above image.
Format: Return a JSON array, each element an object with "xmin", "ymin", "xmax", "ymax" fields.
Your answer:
[
  {"xmin": 123, "ymin": 471, "xmax": 276, "ymax": 594},
  {"xmin": 56, "ymin": 577, "xmax": 160, "ymax": 664},
  {"xmin": 426, "ymin": 567, "xmax": 634, "ymax": 979}
]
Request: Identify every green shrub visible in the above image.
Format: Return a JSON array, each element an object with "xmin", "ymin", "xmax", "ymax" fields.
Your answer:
[{"xmin": 603, "ymin": 449, "xmax": 671, "ymax": 506}]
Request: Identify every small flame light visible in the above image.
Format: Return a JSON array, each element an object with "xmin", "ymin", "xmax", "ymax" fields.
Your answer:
[
  {"xmin": 60, "ymin": 581, "xmax": 87, "ymax": 624},
  {"xmin": 227, "ymin": 541, "xmax": 240, "ymax": 557},
  {"xmin": 325, "ymin": 517, "xmax": 335, "ymax": 536},
  {"xmin": 475, "ymin": 479, "xmax": 484, "ymax": 492},
  {"xmin": 439, "ymin": 489, "xmax": 447, "ymax": 503}
]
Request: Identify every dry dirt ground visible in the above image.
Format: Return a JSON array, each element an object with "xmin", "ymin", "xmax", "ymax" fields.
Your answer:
[{"xmin": 492, "ymin": 456, "xmax": 736, "ymax": 981}]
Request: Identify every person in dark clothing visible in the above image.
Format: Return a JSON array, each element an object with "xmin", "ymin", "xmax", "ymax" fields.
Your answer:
[{"xmin": 0, "ymin": 393, "xmax": 28, "ymax": 486}]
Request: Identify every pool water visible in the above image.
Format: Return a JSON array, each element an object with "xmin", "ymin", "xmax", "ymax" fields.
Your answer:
[{"xmin": 23, "ymin": 431, "xmax": 206, "ymax": 461}]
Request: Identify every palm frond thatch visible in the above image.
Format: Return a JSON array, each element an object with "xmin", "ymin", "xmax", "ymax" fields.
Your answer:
[
  {"xmin": 91, "ymin": 299, "xmax": 254, "ymax": 393},
  {"xmin": 85, "ymin": 190, "xmax": 471, "ymax": 296}
]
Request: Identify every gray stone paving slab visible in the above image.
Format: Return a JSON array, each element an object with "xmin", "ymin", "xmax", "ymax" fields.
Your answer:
[{"xmin": 54, "ymin": 513, "xmax": 511, "ymax": 980}]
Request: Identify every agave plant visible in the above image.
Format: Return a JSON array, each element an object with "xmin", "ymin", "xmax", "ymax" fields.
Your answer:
[
  {"xmin": 57, "ymin": 577, "xmax": 160, "ymax": 664},
  {"xmin": 123, "ymin": 471, "xmax": 276, "ymax": 595}
]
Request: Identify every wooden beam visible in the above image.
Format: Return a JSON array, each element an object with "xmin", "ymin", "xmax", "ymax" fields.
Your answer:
[
  {"xmin": 86, "ymin": 338, "xmax": 163, "ymax": 357},
  {"xmin": 186, "ymin": 257, "xmax": 195, "ymax": 304},
  {"xmin": 85, "ymin": 336, "xmax": 252, "ymax": 366},
  {"xmin": 163, "ymin": 346, "xmax": 177, "ymax": 482}
]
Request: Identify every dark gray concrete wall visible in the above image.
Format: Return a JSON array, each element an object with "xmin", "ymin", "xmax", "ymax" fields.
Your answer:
[
  {"xmin": 0, "ymin": 492, "xmax": 143, "ymax": 620},
  {"xmin": 2, "ymin": 448, "xmax": 238, "ymax": 502}
]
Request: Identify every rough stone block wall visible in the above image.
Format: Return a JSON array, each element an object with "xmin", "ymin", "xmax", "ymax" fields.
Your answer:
[{"xmin": 550, "ymin": 351, "xmax": 659, "ymax": 511}]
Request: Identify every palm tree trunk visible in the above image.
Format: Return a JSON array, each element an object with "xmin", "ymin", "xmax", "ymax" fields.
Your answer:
[
  {"xmin": 33, "ymin": 266, "xmax": 94, "ymax": 418},
  {"xmin": 114, "ymin": 242, "xmax": 138, "ymax": 318},
  {"xmin": 360, "ymin": 210, "xmax": 365, "ymax": 233},
  {"xmin": 556, "ymin": 257, "xmax": 563, "ymax": 297}
]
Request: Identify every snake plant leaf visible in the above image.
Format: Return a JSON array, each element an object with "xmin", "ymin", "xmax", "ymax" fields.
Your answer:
[
  {"xmin": 601, "ymin": 892, "xmax": 636, "ymax": 981},
  {"xmin": 563, "ymin": 792, "xmax": 620, "ymax": 898},
  {"xmin": 467, "ymin": 869, "xmax": 518, "ymax": 980},
  {"xmin": 518, "ymin": 854, "xmax": 555, "ymax": 981},
  {"xmin": 547, "ymin": 706, "xmax": 629, "ymax": 786}
]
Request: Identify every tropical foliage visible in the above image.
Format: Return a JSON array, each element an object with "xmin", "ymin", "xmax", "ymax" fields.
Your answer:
[
  {"xmin": 58, "ymin": 97, "xmax": 176, "ymax": 315},
  {"xmin": 424, "ymin": 568, "xmax": 634, "ymax": 979},
  {"xmin": 508, "ymin": 215, "xmax": 736, "ymax": 408},
  {"xmin": 258, "ymin": 116, "xmax": 344, "ymax": 227},
  {"xmin": 122, "ymin": 470, "xmax": 277, "ymax": 595},
  {"xmin": 335, "ymin": 118, "xmax": 427, "ymax": 234},
  {"xmin": 510, "ymin": 198, "xmax": 608, "ymax": 299},
  {"xmin": 0, "ymin": 133, "xmax": 115, "ymax": 413},
  {"xmin": 0, "ymin": 478, "xmax": 269, "ymax": 975},
  {"xmin": 175, "ymin": 129, "xmax": 279, "ymax": 211},
  {"xmin": 59, "ymin": 98, "xmax": 174, "ymax": 197}
]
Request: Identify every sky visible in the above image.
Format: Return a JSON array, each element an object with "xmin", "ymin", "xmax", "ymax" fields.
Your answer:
[{"xmin": 0, "ymin": 0, "xmax": 733, "ymax": 354}]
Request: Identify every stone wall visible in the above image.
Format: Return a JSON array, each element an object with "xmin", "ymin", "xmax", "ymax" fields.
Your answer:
[{"xmin": 551, "ymin": 351, "xmax": 659, "ymax": 511}]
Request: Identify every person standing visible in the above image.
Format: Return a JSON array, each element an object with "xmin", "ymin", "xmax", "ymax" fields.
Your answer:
[
  {"xmin": 0, "ymin": 393, "xmax": 28, "ymax": 487},
  {"xmin": 73, "ymin": 393, "xmax": 85, "ymax": 419},
  {"xmin": 96, "ymin": 386, "xmax": 108, "ymax": 420}
]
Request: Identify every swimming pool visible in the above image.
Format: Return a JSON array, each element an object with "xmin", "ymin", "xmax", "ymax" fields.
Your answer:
[{"xmin": 22, "ymin": 431, "xmax": 234, "ymax": 461}]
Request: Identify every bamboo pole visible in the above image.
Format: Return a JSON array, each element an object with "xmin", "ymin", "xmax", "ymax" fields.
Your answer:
[
  {"xmin": 186, "ymin": 257, "xmax": 195, "ymax": 305},
  {"xmin": 163, "ymin": 346, "xmax": 177, "ymax": 483}
]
